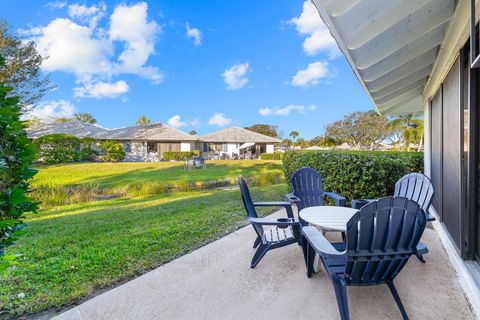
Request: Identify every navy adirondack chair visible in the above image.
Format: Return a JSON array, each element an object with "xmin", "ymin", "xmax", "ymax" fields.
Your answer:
[
  {"xmin": 285, "ymin": 167, "xmax": 346, "ymax": 219},
  {"xmin": 352, "ymin": 173, "xmax": 435, "ymax": 262},
  {"xmin": 303, "ymin": 197, "xmax": 427, "ymax": 320},
  {"xmin": 238, "ymin": 176, "xmax": 300, "ymax": 268}
]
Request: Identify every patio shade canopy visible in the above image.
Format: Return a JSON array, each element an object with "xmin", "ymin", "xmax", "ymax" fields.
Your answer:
[
  {"xmin": 239, "ymin": 142, "xmax": 255, "ymax": 149},
  {"xmin": 311, "ymin": 0, "xmax": 456, "ymax": 115}
]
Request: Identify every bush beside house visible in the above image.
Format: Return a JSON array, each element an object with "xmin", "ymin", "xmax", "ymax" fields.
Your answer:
[
  {"xmin": 163, "ymin": 151, "xmax": 202, "ymax": 161},
  {"xmin": 260, "ymin": 153, "xmax": 282, "ymax": 160},
  {"xmin": 283, "ymin": 150, "xmax": 423, "ymax": 204},
  {"xmin": 34, "ymin": 134, "xmax": 99, "ymax": 164},
  {"xmin": 99, "ymin": 141, "xmax": 125, "ymax": 162}
]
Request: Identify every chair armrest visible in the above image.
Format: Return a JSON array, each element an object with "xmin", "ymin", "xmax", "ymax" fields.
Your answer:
[
  {"xmin": 284, "ymin": 193, "xmax": 301, "ymax": 203},
  {"xmin": 324, "ymin": 192, "xmax": 346, "ymax": 207},
  {"xmin": 254, "ymin": 201, "xmax": 294, "ymax": 219},
  {"xmin": 248, "ymin": 217, "xmax": 298, "ymax": 226},
  {"xmin": 253, "ymin": 201, "xmax": 292, "ymax": 207},
  {"xmin": 351, "ymin": 199, "xmax": 375, "ymax": 209},
  {"xmin": 302, "ymin": 226, "xmax": 345, "ymax": 258}
]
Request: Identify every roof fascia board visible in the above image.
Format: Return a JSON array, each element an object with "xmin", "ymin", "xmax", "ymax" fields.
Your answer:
[
  {"xmin": 311, "ymin": 0, "xmax": 381, "ymax": 114},
  {"xmin": 423, "ymin": 0, "xmax": 472, "ymax": 101}
]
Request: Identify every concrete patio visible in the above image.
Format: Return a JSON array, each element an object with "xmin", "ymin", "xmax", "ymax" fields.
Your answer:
[{"xmin": 56, "ymin": 210, "xmax": 475, "ymax": 320}]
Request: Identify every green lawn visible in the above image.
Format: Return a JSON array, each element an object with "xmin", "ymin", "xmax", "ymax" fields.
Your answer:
[
  {"xmin": 0, "ymin": 161, "xmax": 287, "ymax": 317},
  {"xmin": 32, "ymin": 160, "xmax": 284, "ymax": 207}
]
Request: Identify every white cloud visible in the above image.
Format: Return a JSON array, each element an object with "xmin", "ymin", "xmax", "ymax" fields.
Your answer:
[
  {"xmin": 186, "ymin": 23, "xmax": 202, "ymax": 46},
  {"xmin": 289, "ymin": 1, "xmax": 339, "ymax": 58},
  {"xmin": 45, "ymin": 1, "xmax": 67, "ymax": 9},
  {"xmin": 208, "ymin": 113, "xmax": 232, "ymax": 126},
  {"xmin": 109, "ymin": 2, "xmax": 163, "ymax": 83},
  {"xmin": 68, "ymin": 2, "xmax": 106, "ymax": 28},
  {"xmin": 28, "ymin": 18, "xmax": 112, "ymax": 76},
  {"xmin": 259, "ymin": 104, "xmax": 317, "ymax": 116},
  {"xmin": 222, "ymin": 62, "xmax": 250, "ymax": 90},
  {"xmin": 28, "ymin": 100, "xmax": 77, "ymax": 120},
  {"xmin": 167, "ymin": 115, "xmax": 199, "ymax": 128},
  {"xmin": 291, "ymin": 61, "xmax": 334, "ymax": 88},
  {"xmin": 74, "ymin": 80, "xmax": 129, "ymax": 98},
  {"xmin": 25, "ymin": 1, "xmax": 163, "ymax": 100}
]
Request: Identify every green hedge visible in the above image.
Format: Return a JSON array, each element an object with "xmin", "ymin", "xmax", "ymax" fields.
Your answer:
[
  {"xmin": 260, "ymin": 153, "xmax": 282, "ymax": 160},
  {"xmin": 34, "ymin": 134, "xmax": 99, "ymax": 164},
  {"xmin": 282, "ymin": 150, "xmax": 424, "ymax": 204},
  {"xmin": 163, "ymin": 151, "xmax": 197, "ymax": 161}
]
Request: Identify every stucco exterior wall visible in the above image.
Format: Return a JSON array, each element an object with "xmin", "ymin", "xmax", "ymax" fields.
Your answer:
[
  {"xmin": 266, "ymin": 144, "xmax": 274, "ymax": 154},
  {"xmin": 180, "ymin": 142, "xmax": 191, "ymax": 152},
  {"xmin": 123, "ymin": 141, "xmax": 159, "ymax": 162},
  {"xmin": 227, "ymin": 143, "xmax": 240, "ymax": 156}
]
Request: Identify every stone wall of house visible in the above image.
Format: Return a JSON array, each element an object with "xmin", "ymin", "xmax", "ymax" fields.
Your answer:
[{"xmin": 122, "ymin": 141, "xmax": 159, "ymax": 162}]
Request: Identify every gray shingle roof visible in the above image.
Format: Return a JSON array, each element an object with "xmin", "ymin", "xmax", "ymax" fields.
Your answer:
[
  {"xmin": 27, "ymin": 122, "xmax": 196, "ymax": 141},
  {"xmin": 95, "ymin": 123, "xmax": 196, "ymax": 141},
  {"xmin": 199, "ymin": 127, "xmax": 281, "ymax": 143},
  {"xmin": 26, "ymin": 121, "xmax": 108, "ymax": 139}
]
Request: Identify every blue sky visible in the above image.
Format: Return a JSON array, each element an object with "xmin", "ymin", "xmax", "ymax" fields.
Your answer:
[{"xmin": 3, "ymin": 0, "xmax": 373, "ymax": 139}]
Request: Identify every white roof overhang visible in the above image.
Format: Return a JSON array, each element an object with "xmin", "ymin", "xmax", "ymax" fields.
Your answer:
[
  {"xmin": 239, "ymin": 142, "xmax": 255, "ymax": 149},
  {"xmin": 311, "ymin": 0, "xmax": 457, "ymax": 115}
]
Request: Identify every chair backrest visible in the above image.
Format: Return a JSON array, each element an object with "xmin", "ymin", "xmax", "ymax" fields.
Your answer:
[
  {"xmin": 238, "ymin": 176, "xmax": 264, "ymax": 237},
  {"xmin": 344, "ymin": 197, "xmax": 426, "ymax": 286},
  {"xmin": 291, "ymin": 167, "xmax": 324, "ymax": 211},
  {"xmin": 394, "ymin": 173, "xmax": 434, "ymax": 213}
]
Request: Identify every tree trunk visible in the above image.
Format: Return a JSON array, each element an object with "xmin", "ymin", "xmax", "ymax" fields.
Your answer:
[{"xmin": 417, "ymin": 132, "xmax": 424, "ymax": 152}]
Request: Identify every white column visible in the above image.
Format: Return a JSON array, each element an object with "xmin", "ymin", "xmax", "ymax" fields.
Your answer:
[{"xmin": 423, "ymin": 100, "xmax": 431, "ymax": 177}]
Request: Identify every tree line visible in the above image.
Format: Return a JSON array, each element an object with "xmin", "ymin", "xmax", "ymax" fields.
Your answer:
[{"xmin": 244, "ymin": 111, "xmax": 424, "ymax": 152}]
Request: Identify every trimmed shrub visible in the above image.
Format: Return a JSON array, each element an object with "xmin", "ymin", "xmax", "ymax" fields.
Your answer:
[
  {"xmin": 163, "ymin": 151, "xmax": 196, "ymax": 161},
  {"xmin": 100, "ymin": 141, "xmax": 125, "ymax": 162},
  {"xmin": 191, "ymin": 150, "xmax": 202, "ymax": 156},
  {"xmin": 34, "ymin": 134, "xmax": 82, "ymax": 164},
  {"xmin": 260, "ymin": 153, "xmax": 282, "ymax": 160},
  {"xmin": 282, "ymin": 150, "xmax": 423, "ymax": 204}
]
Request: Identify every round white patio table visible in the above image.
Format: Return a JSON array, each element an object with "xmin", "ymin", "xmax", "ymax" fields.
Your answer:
[{"xmin": 299, "ymin": 206, "xmax": 358, "ymax": 232}]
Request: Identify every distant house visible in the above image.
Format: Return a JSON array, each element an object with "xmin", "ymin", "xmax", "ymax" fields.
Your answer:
[
  {"xmin": 27, "ymin": 122, "xmax": 279, "ymax": 161},
  {"xmin": 199, "ymin": 126, "xmax": 280, "ymax": 158},
  {"xmin": 27, "ymin": 121, "xmax": 197, "ymax": 161},
  {"xmin": 95, "ymin": 123, "xmax": 197, "ymax": 161}
]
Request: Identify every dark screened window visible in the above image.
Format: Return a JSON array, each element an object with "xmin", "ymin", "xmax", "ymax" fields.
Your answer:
[{"xmin": 147, "ymin": 142, "xmax": 157, "ymax": 152}]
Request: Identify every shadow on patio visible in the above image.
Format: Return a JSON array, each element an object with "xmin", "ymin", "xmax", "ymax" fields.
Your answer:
[{"xmin": 55, "ymin": 209, "xmax": 474, "ymax": 320}]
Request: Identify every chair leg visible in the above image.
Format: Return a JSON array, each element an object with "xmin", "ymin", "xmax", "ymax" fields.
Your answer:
[
  {"xmin": 341, "ymin": 232, "xmax": 346, "ymax": 242},
  {"xmin": 306, "ymin": 241, "xmax": 316, "ymax": 278},
  {"xmin": 414, "ymin": 252, "xmax": 426, "ymax": 263},
  {"xmin": 253, "ymin": 236, "xmax": 261, "ymax": 249},
  {"xmin": 332, "ymin": 278, "xmax": 349, "ymax": 320},
  {"xmin": 415, "ymin": 242, "xmax": 428, "ymax": 263},
  {"xmin": 250, "ymin": 244, "xmax": 269, "ymax": 268},
  {"xmin": 387, "ymin": 281, "xmax": 409, "ymax": 320}
]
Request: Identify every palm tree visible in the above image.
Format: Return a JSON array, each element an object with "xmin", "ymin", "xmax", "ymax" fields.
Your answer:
[
  {"xmin": 74, "ymin": 112, "xmax": 97, "ymax": 124},
  {"xmin": 289, "ymin": 131, "xmax": 299, "ymax": 149},
  {"xmin": 388, "ymin": 114, "xmax": 423, "ymax": 151},
  {"xmin": 136, "ymin": 115, "xmax": 151, "ymax": 126},
  {"xmin": 188, "ymin": 130, "xmax": 197, "ymax": 135}
]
